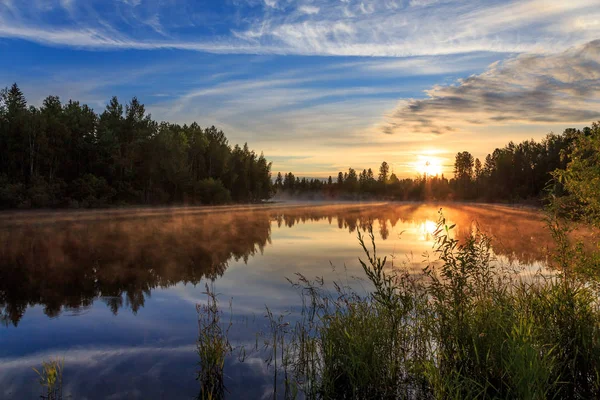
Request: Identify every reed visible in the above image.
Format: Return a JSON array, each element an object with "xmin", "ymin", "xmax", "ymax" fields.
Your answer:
[
  {"xmin": 198, "ymin": 210, "xmax": 600, "ymax": 399},
  {"xmin": 278, "ymin": 211, "xmax": 600, "ymax": 399},
  {"xmin": 33, "ymin": 358, "xmax": 63, "ymax": 400},
  {"xmin": 196, "ymin": 283, "xmax": 233, "ymax": 400}
]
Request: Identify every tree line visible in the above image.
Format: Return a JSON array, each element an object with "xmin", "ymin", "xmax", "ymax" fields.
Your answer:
[
  {"xmin": 2, "ymin": 82, "xmax": 597, "ymax": 209},
  {"xmin": 0, "ymin": 84, "xmax": 273, "ymax": 208},
  {"xmin": 275, "ymin": 123, "xmax": 599, "ymax": 204}
]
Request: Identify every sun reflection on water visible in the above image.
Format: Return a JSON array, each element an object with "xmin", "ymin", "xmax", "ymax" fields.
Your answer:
[{"xmin": 419, "ymin": 219, "xmax": 437, "ymax": 241}]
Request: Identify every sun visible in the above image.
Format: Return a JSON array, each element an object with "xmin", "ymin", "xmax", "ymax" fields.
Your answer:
[{"xmin": 416, "ymin": 157, "xmax": 443, "ymax": 177}]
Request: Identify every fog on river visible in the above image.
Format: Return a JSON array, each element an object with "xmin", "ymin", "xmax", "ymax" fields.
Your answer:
[{"xmin": 0, "ymin": 202, "xmax": 586, "ymax": 399}]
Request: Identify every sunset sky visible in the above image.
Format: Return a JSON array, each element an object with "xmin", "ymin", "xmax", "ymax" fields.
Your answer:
[{"xmin": 1, "ymin": 0, "xmax": 599, "ymax": 177}]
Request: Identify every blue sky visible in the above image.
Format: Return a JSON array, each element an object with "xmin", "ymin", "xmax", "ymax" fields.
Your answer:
[{"xmin": 1, "ymin": 0, "xmax": 599, "ymax": 177}]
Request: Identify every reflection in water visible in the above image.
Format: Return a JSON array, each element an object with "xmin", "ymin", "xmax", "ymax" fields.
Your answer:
[
  {"xmin": 271, "ymin": 203, "xmax": 557, "ymax": 265},
  {"xmin": 1, "ymin": 203, "xmax": 580, "ymax": 399},
  {"xmin": 0, "ymin": 203, "xmax": 556, "ymax": 327},
  {"xmin": 0, "ymin": 211, "xmax": 271, "ymax": 326},
  {"xmin": 419, "ymin": 220, "xmax": 438, "ymax": 241}
]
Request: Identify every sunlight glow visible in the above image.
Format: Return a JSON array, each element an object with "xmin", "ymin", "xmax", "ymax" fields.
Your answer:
[
  {"xmin": 415, "ymin": 156, "xmax": 443, "ymax": 177},
  {"xmin": 419, "ymin": 219, "xmax": 437, "ymax": 241}
]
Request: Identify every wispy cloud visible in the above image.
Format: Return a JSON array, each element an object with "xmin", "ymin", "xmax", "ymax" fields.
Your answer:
[
  {"xmin": 2, "ymin": 0, "xmax": 599, "ymax": 177},
  {"xmin": 356, "ymin": 52, "xmax": 505, "ymax": 76},
  {"xmin": 381, "ymin": 40, "xmax": 600, "ymax": 135},
  {"xmin": 59, "ymin": 0, "xmax": 75, "ymax": 12},
  {"xmin": 298, "ymin": 5, "xmax": 320, "ymax": 15},
  {"xmin": 219, "ymin": 0, "xmax": 600, "ymax": 56},
  {"xmin": 0, "ymin": 0, "xmax": 598, "ymax": 56}
]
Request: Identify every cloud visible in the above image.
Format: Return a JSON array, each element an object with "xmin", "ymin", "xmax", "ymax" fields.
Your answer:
[
  {"xmin": 381, "ymin": 40, "xmax": 600, "ymax": 135},
  {"xmin": 0, "ymin": 20, "xmax": 263, "ymax": 53},
  {"xmin": 0, "ymin": 0, "xmax": 598, "ymax": 56},
  {"xmin": 3, "ymin": 0, "xmax": 599, "ymax": 177},
  {"xmin": 359, "ymin": 2, "xmax": 375, "ymax": 14},
  {"xmin": 153, "ymin": 73, "xmax": 408, "ymax": 134},
  {"xmin": 409, "ymin": 0, "xmax": 440, "ymax": 6},
  {"xmin": 298, "ymin": 5, "xmax": 319, "ymax": 15},
  {"xmin": 59, "ymin": 0, "xmax": 75, "ymax": 11},
  {"xmin": 357, "ymin": 52, "xmax": 504, "ymax": 76},
  {"xmin": 228, "ymin": 0, "xmax": 600, "ymax": 56}
]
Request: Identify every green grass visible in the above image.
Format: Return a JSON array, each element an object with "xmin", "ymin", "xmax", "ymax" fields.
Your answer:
[
  {"xmin": 244, "ymin": 210, "xmax": 600, "ymax": 399},
  {"xmin": 33, "ymin": 358, "xmax": 64, "ymax": 400},
  {"xmin": 200, "ymin": 209, "xmax": 600, "ymax": 399}
]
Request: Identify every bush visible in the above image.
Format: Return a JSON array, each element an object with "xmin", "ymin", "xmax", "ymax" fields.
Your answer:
[
  {"xmin": 553, "ymin": 121, "xmax": 600, "ymax": 227},
  {"xmin": 26, "ymin": 177, "xmax": 65, "ymax": 208},
  {"xmin": 69, "ymin": 174, "xmax": 116, "ymax": 207},
  {"xmin": 191, "ymin": 178, "xmax": 231, "ymax": 205},
  {"xmin": 0, "ymin": 175, "xmax": 25, "ymax": 208}
]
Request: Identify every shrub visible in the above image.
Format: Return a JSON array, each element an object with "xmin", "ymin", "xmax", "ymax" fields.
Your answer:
[
  {"xmin": 27, "ymin": 177, "xmax": 65, "ymax": 208},
  {"xmin": 69, "ymin": 174, "xmax": 116, "ymax": 207},
  {"xmin": 0, "ymin": 174, "xmax": 25, "ymax": 208},
  {"xmin": 191, "ymin": 179, "xmax": 231, "ymax": 205}
]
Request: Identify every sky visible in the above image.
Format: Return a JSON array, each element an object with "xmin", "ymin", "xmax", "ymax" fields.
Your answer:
[{"xmin": 0, "ymin": 0, "xmax": 599, "ymax": 178}]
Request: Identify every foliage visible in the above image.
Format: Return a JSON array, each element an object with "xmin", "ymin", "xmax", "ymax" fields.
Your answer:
[
  {"xmin": 553, "ymin": 122, "xmax": 600, "ymax": 227},
  {"xmin": 33, "ymin": 358, "xmax": 64, "ymax": 400},
  {"xmin": 191, "ymin": 178, "xmax": 232, "ymax": 205},
  {"xmin": 69, "ymin": 173, "xmax": 116, "ymax": 208},
  {"xmin": 0, "ymin": 84, "xmax": 273, "ymax": 208},
  {"xmin": 207, "ymin": 211, "xmax": 600, "ymax": 399},
  {"xmin": 196, "ymin": 284, "xmax": 233, "ymax": 400},
  {"xmin": 453, "ymin": 151, "xmax": 474, "ymax": 198},
  {"xmin": 274, "ymin": 123, "xmax": 596, "ymax": 203}
]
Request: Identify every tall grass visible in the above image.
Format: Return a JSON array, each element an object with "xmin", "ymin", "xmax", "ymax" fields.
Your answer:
[
  {"xmin": 199, "ymin": 210, "xmax": 600, "ymax": 399},
  {"xmin": 196, "ymin": 283, "xmax": 233, "ymax": 400},
  {"xmin": 33, "ymin": 358, "xmax": 64, "ymax": 400},
  {"xmin": 284, "ymin": 211, "xmax": 600, "ymax": 399}
]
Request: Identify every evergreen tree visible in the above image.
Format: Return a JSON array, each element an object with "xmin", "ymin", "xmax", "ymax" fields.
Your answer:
[
  {"xmin": 378, "ymin": 161, "xmax": 389, "ymax": 183},
  {"xmin": 0, "ymin": 85, "xmax": 273, "ymax": 208}
]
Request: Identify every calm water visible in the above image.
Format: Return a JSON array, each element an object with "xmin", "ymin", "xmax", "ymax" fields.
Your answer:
[{"xmin": 0, "ymin": 203, "xmax": 557, "ymax": 399}]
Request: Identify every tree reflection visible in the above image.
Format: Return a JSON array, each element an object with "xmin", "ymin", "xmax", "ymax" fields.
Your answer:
[
  {"xmin": 0, "ymin": 211, "xmax": 271, "ymax": 326},
  {"xmin": 0, "ymin": 204, "xmax": 560, "ymax": 326},
  {"xmin": 268, "ymin": 204, "xmax": 558, "ymax": 265}
]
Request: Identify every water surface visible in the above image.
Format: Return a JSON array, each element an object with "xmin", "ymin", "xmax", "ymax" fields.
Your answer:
[{"xmin": 0, "ymin": 203, "xmax": 559, "ymax": 399}]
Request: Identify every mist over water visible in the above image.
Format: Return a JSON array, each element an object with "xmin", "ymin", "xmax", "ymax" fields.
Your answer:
[{"xmin": 0, "ymin": 203, "xmax": 571, "ymax": 398}]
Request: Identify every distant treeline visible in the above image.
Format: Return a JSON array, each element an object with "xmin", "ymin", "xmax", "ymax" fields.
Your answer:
[
  {"xmin": 275, "ymin": 124, "xmax": 598, "ymax": 203},
  {"xmin": 0, "ymin": 84, "xmax": 273, "ymax": 208}
]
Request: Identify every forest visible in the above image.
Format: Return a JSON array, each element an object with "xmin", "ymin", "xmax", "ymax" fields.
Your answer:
[
  {"xmin": 0, "ymin": 84, "xmax": 273, "ymax": 208},
  {"xmin": 275, "ymin": 124, "xmax": 598, "ymax": 203},
  {"xmin": 1, "ymin": 83, "xmax": 598, "ymax": 210}
]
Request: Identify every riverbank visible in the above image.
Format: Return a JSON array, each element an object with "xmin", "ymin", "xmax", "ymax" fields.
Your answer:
[{"xmin": 198, "ymin": 212, "xmax": 600, "ymax": 399}]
